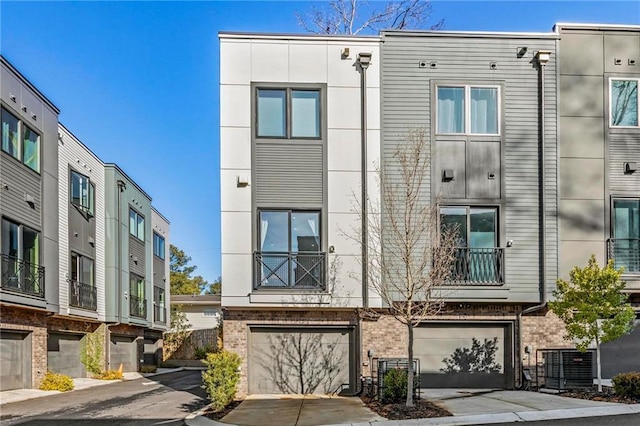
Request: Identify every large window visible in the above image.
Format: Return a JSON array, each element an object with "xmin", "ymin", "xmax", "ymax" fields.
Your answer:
[
  {"xmin": 1, "ymin": 217, "xmax": 43, "ymax": 296},
  {"xmin": 255, "ymin": 210, "xmax": 324, "ymax": 288},
  {"xmin": 129, "ymin": 209, "xmax": 145, "ymax": 241},
  {"xmin": 611, "ymin": 79, "xmax": 639, "ymax": 127},
  {"xmin": 1, "ymin": 107, "xmax": 40, "ymax": 172},
  {"xmin": 153, "ymin": 286, "xmax": 166, "ymax": 323},
  {"xmin": 70, "ymin": 170, "xmax": 95, "ymax": 215},
  {"xmin": 437, "ymin": 86, "xmax": 499, "ymax": 135},
  {"xmin": 130, "ymin": 273, "xmax": 146, "ymax": 318},
  {"xmin": 610, "ymin": 199, "xmax": 640, "ymax": 272},
  {"xmin": 69, "ymin": 252, "xmax": 96, "ymax": 310},
  {"xmin": 153, "ymin": 232, "xmax": 165, "ymax": 259},
  {"xmin": 256, "ymin": 88, "xmax": 321, "ymax": 139}
]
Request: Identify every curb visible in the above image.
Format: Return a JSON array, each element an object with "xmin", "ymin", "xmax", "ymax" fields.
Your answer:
[{"xmin": 184, "ymin": 406, "xmax": 226, "ymax": 426}]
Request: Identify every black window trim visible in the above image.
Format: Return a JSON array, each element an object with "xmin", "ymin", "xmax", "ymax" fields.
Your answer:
[
  {"xmin": 1, "ymin": 105, "xmax": 41, "ymax": 174},
  {"xmin": 153, "ymin": 231, "xmax": 165, "ymax": 260},
  {"xmin": 129, "ymin": 207, "xmax": 145, "ymax": 242},
  {"xmin": 257, "ymin": 208, "xmax": 322, "ymax": 254}
]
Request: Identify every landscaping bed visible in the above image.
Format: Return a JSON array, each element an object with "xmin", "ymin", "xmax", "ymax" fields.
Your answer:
[
  {"xmin": 561, "ymin": 387, "xmax": 640, "ymax": 405},
  {"xmin": 202, "ymin": 400, "xmax": 243, "ymax": 421},
  {"xmin": 360, "ymin": 395, "xmax": 452, "ymax": 420}
]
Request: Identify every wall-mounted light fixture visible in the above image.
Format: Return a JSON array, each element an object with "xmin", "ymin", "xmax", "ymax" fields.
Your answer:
[
  {"xmin": 237, "ymin": 175, "xmax": 250, "ymax": 187},
  {"xmin": 625, "ymin": 162, "xmax": 637, "ymax": 174},
  {"xmin": 516, "ymin": 47, "xmax": 528, "ymax": 58},
  {"xmin": 341, "ymin": 47, "xmax": 350, "ymax": 59},
  {"xmin": 507, "ymin": 240, "xmax": 514, "ymax": 248},
  {"xmin": 442, "ymin": 169, "xmax": 454, "ymax": 181},
  {"xmin": 535, "ymin": 50, "xmax": 552, "ymax": 65}
]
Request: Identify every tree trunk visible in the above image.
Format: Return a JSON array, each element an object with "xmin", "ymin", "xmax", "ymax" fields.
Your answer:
[
  {"xmin": 595, "ymin": 333, "xmax": 602, "ymax": 393},
  {"xmin": 406, "ymin": 322, "xmax": 414, "ymax": 407}
]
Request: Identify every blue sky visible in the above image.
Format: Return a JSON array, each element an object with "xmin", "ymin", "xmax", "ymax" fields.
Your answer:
[{"xmin": 1, "ymin": 1, "xmax": 639, "ymax": 284}]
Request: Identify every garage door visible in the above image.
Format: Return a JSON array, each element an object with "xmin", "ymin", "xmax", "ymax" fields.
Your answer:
[
  {"xmin": 414, "ymin": 324, "xmax": 512, "ymax": 388},
  {"xmin": 601, "ymin": 319, "xmax": 640, "ymax": 378},
  {"xmin": 48, "ymin": 333, "xmax": 86, "ymax": 378},
  {"xmin": 249, "ymin": 328, "xmax": 352, "ymax": 394},
  {"xmin": 0, "ymin": 331, "xmax": 30, "ymax": 391},
  {"xmin": 110, "ymin": 335, "xmax": 137, "ymax": 372}
]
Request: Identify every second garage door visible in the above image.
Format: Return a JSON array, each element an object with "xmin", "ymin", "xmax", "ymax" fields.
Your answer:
[
  {"xmin": 0, "ymin": 331, "xmax": 30, "ymax": 391},
  {"xmin": 249, "ymin": 327, "xmax": 353, "ymax": 394},
  {"xmin": 48, "ymin": 333, "xmax": 86, "ymax": 378},
  {"xmin": 110, "ymin": 335, "xmax": 137, "ymax": 372}
]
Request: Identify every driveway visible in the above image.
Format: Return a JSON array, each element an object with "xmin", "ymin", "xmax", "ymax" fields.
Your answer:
[{"xmin": 219, "ymin": 394, "xmax": 384, "ymax": 426}]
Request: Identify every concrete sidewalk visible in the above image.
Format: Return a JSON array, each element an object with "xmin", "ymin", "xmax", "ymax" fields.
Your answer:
[{"xmin": 0, "ymin": 367, "xmax": 185, "ymax": 405}]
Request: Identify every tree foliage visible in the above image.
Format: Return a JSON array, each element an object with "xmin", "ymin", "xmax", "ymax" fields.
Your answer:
[
  {"xmin": 549, "ymin": 255, "xmax": 635, "ymax": 391},
  {"xmin": 202, "ymin": 276, "xmax": 221, "ymax": 295},
  {"xmin": 296, "ymin": 0, "xmax": 443, "ymax": 35},
  {"xmin": 170, "ymin": 245, "xmax": 210, "ymax": 295}
]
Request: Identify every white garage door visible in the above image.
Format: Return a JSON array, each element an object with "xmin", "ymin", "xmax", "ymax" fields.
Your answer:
[
  {"xmin": 249, "ymin": 328, "xmax": 352, "ymax": 394},
  {"xmin": 0, "ymin": 331, "xmax": 29, "ymax": 391},
  {"xmin": 414, "ymin": 324, "xmax": 511, "ymax": 388}
]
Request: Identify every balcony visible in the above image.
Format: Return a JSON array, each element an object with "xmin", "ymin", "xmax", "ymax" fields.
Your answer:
[
  {"xmin": 69, "ymin": 280, "xmax": 97, "ymax": 311},
  {"xmin": 607, "ymin": 238, "xmax": 640, "ymax": 273},
  {"xmin": 254, "ymin": 252, "xmax": 326, "ymax": 290},
  {"xmin": 1, "ymin": 253, "xmax": 45, "ymax": 298},
  {"xmin": 154, "ymin": 304, "xmax": 166, "ymax": 323},
  {"xmin": 448, "ymin": 247, "xmax": 504, "ymax": 285},
  {"xmin": 130, "ymin": 294, "xmax": 147, "ymax": 318}
]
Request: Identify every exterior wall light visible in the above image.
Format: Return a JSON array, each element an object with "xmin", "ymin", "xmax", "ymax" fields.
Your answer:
[{"xmin": 535, "ymin": 50, "xmax": 552, "ymax": 65}]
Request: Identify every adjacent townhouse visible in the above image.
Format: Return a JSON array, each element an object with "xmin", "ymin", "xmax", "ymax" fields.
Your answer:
[{"xmin": 0, "ymin": 56, "xmax": 171, "ymax": 390}]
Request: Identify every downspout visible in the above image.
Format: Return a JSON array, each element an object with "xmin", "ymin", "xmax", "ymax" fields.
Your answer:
[{"xmin": 518, "ymin": 50, "xmax": 552, "ymax": 387}]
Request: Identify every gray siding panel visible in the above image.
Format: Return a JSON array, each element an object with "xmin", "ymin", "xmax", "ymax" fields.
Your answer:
[
  {"xmin": 129, "ymin": 236, "xmax": 146, "ymax": 276},
  {"xmin": 381, "ymin": 35, "xmax": 558, "ymax": 301},
  {"xmin": 153, "ymin": 256, "xmax": 164, "ymax": 287},
  {"xmin": 610, "ymin": 132, "xmax": 640, "ymax": 193},
  {"xmin": 0, "ymin": 154, "xmax": 41, "ymax": 229}
]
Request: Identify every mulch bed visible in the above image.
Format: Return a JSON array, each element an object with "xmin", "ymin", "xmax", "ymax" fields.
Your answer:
[
  {"xmin": 202, "ymin": 400, "xmax": 243, "ymax": 422},
  {"xmin": 361, "ymin": 396, "xmax": 452, "ymax": 420},
  {"xmin": 561, "ymin": 388, "xmax": 640, "ymax": 405}
]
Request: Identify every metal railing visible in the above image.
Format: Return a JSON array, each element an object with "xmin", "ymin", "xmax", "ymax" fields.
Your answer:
[
  {"xmin": 1, "ymin": 253, "xmax": 45, "ymax": 297},
  {"xmin": 69, "ymin": 280, "xmax": 97, "ymax": 310},
  {"xmin": 154, "ymin": 304, "xmax": 166, "ymax": 323},
  {"xmin": 130, "ymin": 294, "xmax": 147, "ymax": 318},
  {"xmin": 448, "ymin": 247, "xmax": 504, "ymax": 285},
  {"xmin": 607, "ymin": 238, "xmax": 640, "ymax": 273},
  {"xmin": 254, "ymin": 252, "xmax": 326, "ymax": 289}
]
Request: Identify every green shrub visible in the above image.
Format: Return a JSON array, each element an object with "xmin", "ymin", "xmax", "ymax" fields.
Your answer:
[
  {"xmin": 94, "ymin": 370, "xmax": 124, "ymax": 380},
  {"xmin": 194, "ymin": 343, "xmax": 217, "ymax": 360},
  {"xmin": 383, "ymin": 368, "xmax": 408, "ymax": 403},
  {"xmin": 39, "ymin": 371, "xmax": 74, "ymax": 392},
  {"xmin": 140, "ymin": 365, "xmax": 158, "ymax": 374},
  {"xmin": 612, "ymin": 372, "xmax": 640, "ymax": 399},
  {"xmin": 202, "ymin": 350, "xmax": 241, "ymax": 412}
]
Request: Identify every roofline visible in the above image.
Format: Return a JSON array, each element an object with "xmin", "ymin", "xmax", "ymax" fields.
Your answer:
[
  {"xmin": 219, "ymin": 31, "xmax": 380, "ymax": 42},
  {"xmin": 1, "ymin": 55, "xmax": 60, "ymax": 114},
  {"xmin": 104, "ymin": 163, "xmax": 152, "ymax": 201},
  {"xmin": 151, "ymin": 206, "xmax": 171, "ymax": 225},
  {"xmin": 382, "ymin": 29, "xmax": 559, "ymax": 39},
  {"xmin": 58, "ymin": 123, "xmax": 105, "ymax": 166},
  {"xmin": 554, "ymin": 22, "xmax": 640, "ymax": 32}
]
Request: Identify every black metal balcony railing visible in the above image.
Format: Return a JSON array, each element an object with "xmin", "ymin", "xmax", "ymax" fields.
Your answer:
[
  {"xmin": 154, "ymin": 304, "xmax": 166, "ymax": 323},
  {"xmin": 130, "ymin": 294, "xmax": 147, "ymax": 318},
  {"xmin": 607, "ymin": 238, "xmax": 640, "ymax": 273},
  {"xmin": 448, "ymin": 247, "xmax": 504, "ymax": 285},
  {"xmin": 254, "ymin": 252, "xmax": 326, "ymax": 289},
  {"xmin": 1, "ymin": 253, "xmax": 45, "ymax": 298},
  {"xmin": 69, "ymin": 280, "xmax": 97, "ymax": 311}
]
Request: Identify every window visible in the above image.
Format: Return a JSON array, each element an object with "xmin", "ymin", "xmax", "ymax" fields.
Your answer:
[
  {"xmin": 70, "ymin": 252, "xmax": 95, "ymax": 286},
  {"xmin": 130, "ymin": 273, "xmax": 146, "ymax": 318},
  {"xmin": 129, "ymin": 209, "xmax": 145, "ymax": 241},
  {"xmin": 153, "ymin": 233, "xmax": 165, "ymax": 259},
  {"xmin": 69, "ymin": 252, "xmax": 96, "ymax": 310},
  {"xmin": 1, "ymin": 217, "xmax": 43, "ymax": 296},
  {"xmin": 1, "ymin": 107, "xmax": 40, "ymax": 172},
  {"xmin": 70, "ymin": 170, "xmax": 95, "ymax": 215},
  {"xmin": 256, "ymin": 88, "xmax": 321, "ymax": 139},
  {"xmin": 153, "ymin": 286, "xmax": 166, "ymax": 323},
  {"xmin": 610, "ymin": 199, "xmax": 640, "ymax": 272},
  {"xmin": 256, "ymin": 210, "xmax": 324, "ymax": 288},
  {"xmin": 611, "ymin": 79, "xmax": 639, "ymax": 127},
  {"xmin": 437, "ymin": 86, "xmax": 499, "ymax": 135}
]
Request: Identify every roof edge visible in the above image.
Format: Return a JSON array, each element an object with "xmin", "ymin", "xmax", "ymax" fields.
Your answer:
[
  {"xmin": 555, "ymin": 22, "xmax": 640, "ymax": 32},
  {"xmin": 1, "ymin": 55, "xmax": 60, "ymax": 114},
  {"xmin": 104, "ymin": 163, "xmax": 152, "ymax": 202},
  {"xmin": 382, "ymin": 29, "xmax": 559, "ymax": 39},
  {"xmin": 218, "ymin": 31, "xmax": 380, "ymax": 42}
]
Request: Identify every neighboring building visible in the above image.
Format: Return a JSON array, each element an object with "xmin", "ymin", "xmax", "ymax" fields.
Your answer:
[
  {"xmin": 170, "ymin": 294, "xmax": 221, "ymax": 331},
  {"xmin": 556, "ymin": 23, "xmax": 640, "ymax": 378},
  {"xmin": 1, "ymin": 56, "xmax": 61, "ymax": 391}
]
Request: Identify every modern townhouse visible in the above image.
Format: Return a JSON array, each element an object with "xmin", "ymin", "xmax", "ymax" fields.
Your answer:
[
  {"xmin": 219, "ymin": 32, "xmax": 381, "ymax": 396},
  {"xmin": 556, "ymin": 23, "xmax": 640, "ymax": 378},
  {"xmin": 1, "ymin": 56, "xmax": 60, "ymax": 391},
  {"xmin": 0, "ymin": 56, "xmax": 171, "ymax": 390}
]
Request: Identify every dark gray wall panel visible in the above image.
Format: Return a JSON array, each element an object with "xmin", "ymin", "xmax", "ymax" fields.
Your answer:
[
  {"xmin": 68, "ymin": 206, "xmax": 96, "ymax": 257},
  {"xmin": 129, "ymin": 236, "xmax": 146, "ymax": 276},
  {"xmin": 0, "ymin": 154, "xmax": 41, "ymax": 229},
  {"xmin": 434, "ymin": 141, "xmax": 466, "ymax": 198},
  {"xmin": 601, "ymin": 320, "xmax": 640, "ymax": 378},
  {"xmin": 467, "ymin": 142, "xmax": 500, "ymax": 199},
  {"xmin": 153, "ymin": 256, "xmax": 164, "ymax": 287},
  {"xmin": 109, "ymin": 335, "xmax": 137, "ymax": 372},
  {"xmin": 0, "ymin": 331, "xmax": 29, "ymax": 391}
]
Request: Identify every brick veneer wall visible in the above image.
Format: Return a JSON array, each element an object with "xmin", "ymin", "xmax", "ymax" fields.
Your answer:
[{"xmin": 0, "ymin": 305, "xmax": 48, "ymax": 388}]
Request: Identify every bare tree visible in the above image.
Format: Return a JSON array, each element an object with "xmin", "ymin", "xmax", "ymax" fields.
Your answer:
[
  {"xmin": 296, "ymin": 0, "xmax": 443, "ymax": 35},
  {"xmin": 351, "ymin": 128, "xmax": 458, "ymax": 406}
]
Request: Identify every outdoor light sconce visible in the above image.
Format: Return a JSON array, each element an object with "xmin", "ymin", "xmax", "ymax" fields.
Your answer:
[
  {"xmin": 535, "ymin": 50, "xmax": 552, "ymax": 65},
  {"xmin": 341, "ymin": 48, "xmax": 350, "ymax": 59},
  {"xmin": 357, "ymin": 52, "xmax": 372, "ymax": 70},
  {"xmin": 625, "ymin": 162, "xmax": 637, "ymax": 174},
  {"xmin": 237, "ymin": 175, "xmax": 250, "ymax": 187},
  {"xmin": 442, "ymin": 169, "xmax": 454, "ymax": 181},
  {"xmin": 507, "ymin": 240, "xmax": 514, "ymax": 248}
]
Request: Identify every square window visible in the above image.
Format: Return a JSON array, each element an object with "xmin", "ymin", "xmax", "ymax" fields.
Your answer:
[
  {"xmin": 436, "ymin": 85, "xmax": 500, "ymax": 135},
  {"xmin": 611, "ymin": 79, "xmax": 639, "ymax": 127},
  {"xmin": 256, "ymin": 87, "xmax": 322, "ymax": 139}
]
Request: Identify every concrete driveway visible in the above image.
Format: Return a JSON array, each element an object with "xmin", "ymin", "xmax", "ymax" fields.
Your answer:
[{"xmin": 220, "ymin": 394, "xmax": 384, "ymax": 426}]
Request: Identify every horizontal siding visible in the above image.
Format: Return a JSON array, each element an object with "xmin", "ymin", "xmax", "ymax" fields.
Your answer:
[
  {"xmin": 0, "ymin": 154, "xmax": 41, "ymax": 229},
  {"xmin": 129, "ymin": 236, "xmax": 146, "ymax": 277},
  {"xmin": 153, "ymin": 256, "xmax": 164, "ymax": 287},
  {"xmin": 610, "ymin": 132, "xmax": 640, "ymax": 193},
  {"xmin": 255, "ymin": 143, "xmax": 324, "ymax": 207}
]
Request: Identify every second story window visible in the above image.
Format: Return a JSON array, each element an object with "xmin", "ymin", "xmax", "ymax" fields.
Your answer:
[
  {"xmin": 70, "ymin": 170, "xmax": 95, "ymax": 215},
  {"xmin": 153, "ymin": 232, "xmax": 165, "ymax": 259},
  {"xmin": 611, "ymin": 79, "xmax": 639, "ymax": 127},
  {"xmin": 256, "ymin": 88, "xmax": 321, "ymax": 139},
  {"xmin": 69, "ymin": 252, "xmax": 96, "ymax": 311},
  {"xmin": 609, "ymin": 199, "xmax": 640, "ymax": 273},
  {"xmin": 1, "ymin": 217, "xmax": 44, "ymax": 297},
  {"xmin": 437, "ymin": 86, "xmax": 499, "ymax": 135},
  {"xmin": 1, "ymin": 107, "xmax": 40, "ymax": 172},
  {"xmin": 129, "ymin": 209, "xmax": 145, "ymax": 241}
]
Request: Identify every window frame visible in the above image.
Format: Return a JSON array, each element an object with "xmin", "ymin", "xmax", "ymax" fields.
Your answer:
[
  {"xmin": 439, "ymin": 205, "xmax": 500, "ymax": 248},
  {"xmin": 610, "ymin": 78, "xmax": 640, "ymax": 128},
  {"xmin": 254, "ymin": 85, "xmax": 323, "ymax": 141},
  {"xmin": 435, "ymin": 84, "xmax": 501, "ymax": 136},
  {"xmin": 1, "ymin": 106, "xmax": 41, "ymax": 173},
  {"xmin": 70, "ymin": 169, "xmax": 95, "ymax": 216},
  {"xmin": 70, "ymin": 251, "xmax": 95, "ymax": 287},
  {"xmin": 257, "ymin": 209, "xmax": 322, "ymax": 254},
  {"xmin": 153, "ymin": 232, "xmax": 165, "ymax": 259},
  {"xmin": 1, "ymin": 217, "xmax": 41, "ymax": 264},
  {"xmin": 129, "ymin": 208, "xmax": 145, "ymax": 242}
]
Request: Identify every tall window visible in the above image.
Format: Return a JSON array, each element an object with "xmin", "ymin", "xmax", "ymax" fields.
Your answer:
[
  {"xmin": 611, "ymin": 199, "xmax": 640, "ymax": 272},
  {"xmin": 1, "ymin": 107, "xmax": 40, "ymax": 172},
  {"xmin": 437, "ymin": 86, "xmax": 499, "ymax": 135},
  {"xmin": 611, "ymin": 79, "xmax": 639, "ymax": 127},
  {"xmin": 1, "ymin": 217, "xmax": 43, "ymax": 295},
  {"xmin": 129, "ymin": 209, "xmax": 145, "ymax": 241},
  {"xmin": 256, "ymin": 88, "xmax": 321, "ymax": 139},
  {"xmin": 130, "ymin": 273, "xmax": 146, "ymax": 318},
  {"xmin": 154, "ymin": 286, "xmax": 166, "ymax": 323},
  {"xmin": 69, "ymin": 252, "xmax": 96, "ymax": 310},
  {"xmin": 70, "ymin": 170, "xmax": 95, "ymax": 215},
  {"xmin": 153, "ymin": 232, "xmax": 165, "ymax": 259},
  {"xmin": 70, "ymin": 252, "xmax": 95, "ymax": 286}
]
